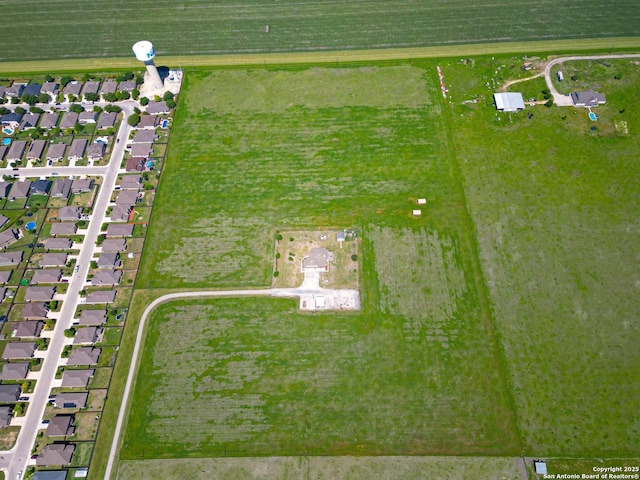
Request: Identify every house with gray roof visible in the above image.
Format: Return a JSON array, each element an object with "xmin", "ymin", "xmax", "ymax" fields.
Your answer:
[
  {"xmin": 51, "ymin": 222, "xmax": 76, "ymax": 235},
  {"xmin": 85, "ymin": 290, "xmax": 116, "ymax": 304},
  {"xmin": 110, "ymin": 205, "xmax": 131, "ymax": 222},
  {"xmin": 146, "ymin": 101, "xmax": 170, "ymax": 114},
  {"xmin": 58, "ymin": 205, "xmax": 82, "ymax": 221},
  {"xmin": 0, "ymin": 145, "xmax": 6, "ymax": 161},
  {"xmin": 115, "ymin": 189, "xmax": 139, "ymax": 206},
  {"xmin": 51, "ymin": 179, "xmax": 72, "ymax": 199},
  {"xmin": 101, "ymin": 239, "xmax": 126, "ymax": 253},
  {"xmin": 0, "ymin": 384, "xmax": 21, "ymax": 403},
  {"xmin": 106, "ymin": 223, "xmax": 133, "ymax": 237},
  {"xmin": 8, "ymin": 180, "xmax": 30, "ymax": 199},
  {"xmin": 44, "ymin": 238, "xmax": 72, "ymax": 250},
  {"xmin": 2, "ymin": 342, "xmax": 36, "ymax": 359},
  {"xmin": 78, "ymin": 309, "xmax": 106, "ymax": 326},
  {"xmin": 40, "ymin": 253, "xmax": 67, "ymax": 267},
  {"xmin": 137, "ymin": 114, "xmax": 160, "ymax": 129},
  {"xmin": 0, "ymin": 363, "xmax": 29, "ymax": 381},
  {"xmin": 46, "ymin": 415, "xmax": 75, "ymax": 437},
  {"xmin": 0, "ymin": 287, "xmax": 7, "ymax": 302},
  {"xmin": 91, "ymin": 270, "xmax": 122, "ymax": 286},
  {"xmin": 14, "ymin": 320, "xmax": 44, "ymax": 338},
  {"xmin": 571, "ymin": 90, "xmax": 606, "ymax": 107},
  {"xmin": 0, "ymin": 182, "xmax": 11, "ymax": 198},
  {"xmin": 30, "ymin": 179, "xmax": 51, "ymax": 195},
  {"xmin": 302, "ymin": 248, "xmax": 334, "ymax": 271},
  {"xmin": 130, "ymin": 143, "xmax": 153, "ymax": 158},
  {"xmin": 0, "ymin": 229, "xmax": 20, "ymax": 249},
  {"xmin": 23, "ymin": 83, "xmax": 42, "ymax": 97},
  {"xmin": 61, "ymin": 368, "xmax": 94, "ymax": 388},
  {"xmin": 96, "ymin": 112, "xmax": 117, "ymax": 129},
  {"xmin": 41, "ymin": 82, "xmax": 60, "ymax": 96},
  {"xmin": 0, "ymin": 270, "xmax": 11, "ymax": 284},
  {"xmin": 78, "ymin": 111, "xmax": 97, "ymax": 125},
  {"xmin": 71, "ymin": 178, "xmax": 93, "ymax": 193},
  {"xmin": 32, "ymin": 471, "xmax": 67, "ymax": 480},
  {"xmin": 119, "ymin": 175, "xmax": 142, "ymax": 189},
  {"xmin": 54, "ymin": 392, "xmax": 88, "ymax": 409},
  {"xmin": 117, "ymin": 80, "xmax": 136, "ymax": 92},
  {"xmin": 63, "ymin": 81, "xmax": 82, "ymax": 96},
  {"xmin": 6, "ymin": 141, "xmax": 27, "ymax": 163},
  {"xmin": 100, "ymin": 80, "xmax": 117, "ymax": 96},
  {"xmin": 32, "ymin": 268, "xmax": 62, "ymax": 284},
  {"xmin": 87, "ymin": 142, "xmax": 106, "ymax": 160},
  {"xmin": 68, "ymin": 138, "xmax": 87, "ymax": 161},
  {"xmin": 67, "ymin": 347, "xmax": 101, "ymax": 365},
  {"xmin": 73, "ymin": 326, "xmax": 103, "ymax": 344},
  {"xmin": 81, "ymin": 81, "xmax": 100, "ymax": 97},
  {"xmin": 36, "ymin": 443, "xmax": 75, "ymax": 466},
  {"xmin": 22, "ymin": 302, "xmax": 49, "ymax": 319},
  {"xmin": 46, "ymin": 143, "xmax": 67, "ymax": 162},
  {"xmin": 132, "ymin": 129, "xmax": 157, "ymax": 143},
  {"xmin": 0, "ymin": 86, "xmax": 4, "ymax": 99},
  {"xmin": 0, "ymin": 251, "xmax": 23, "ymax": 267},
  {"xmin": 0, "ymin": 214, "xmax": 8, "ymax": 229},
  {"xmin": 19, "ymin": 113, "xmax": 40, "ymax": 130},
  {"xmin": 5, "ymin": 83, "xmax": 24, "ymax": 98},
  {"xmin": 40, "ymin": 112, "xmax": 59, "ymax": 129},
  {"xmin": 26, "ymin": 140, "xmax": 47, "ymax": 161},
  {"xmin": 0, "ymin": 405, "xmax": 11, "ymax": 427},
  {"xmin": 1, "ymin": 112, "xmax": 22, "ymax": 128},
  {"xmin": 97, "ymin": 253, "xmax": 120, "ymax": 268},
  {"xmin": 125, "ymin": 157, "xmax": 145, "ymax": 172},
  {"xmin": 25, "ymin": 286, "xmax": 55, "ymax": 301},
  {"xmin": 59, "ymin": 111, "xmax": 79, "ymax": 130}
]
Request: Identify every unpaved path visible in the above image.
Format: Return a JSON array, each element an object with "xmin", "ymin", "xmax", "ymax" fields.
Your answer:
[{"xmin": 500, "ymin": 71, "xmax": 545, "ymax": 92}]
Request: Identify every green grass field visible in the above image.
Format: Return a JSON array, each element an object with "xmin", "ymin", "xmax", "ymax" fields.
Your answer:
[{"xmin": 1, "ymin": 0, "xmax": 639, "ymax": 62}]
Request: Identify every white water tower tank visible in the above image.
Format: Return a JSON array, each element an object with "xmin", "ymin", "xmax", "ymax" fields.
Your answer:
[{"xmin": 132, "ymin": 41, "xmax": 163, "ymax": 90}]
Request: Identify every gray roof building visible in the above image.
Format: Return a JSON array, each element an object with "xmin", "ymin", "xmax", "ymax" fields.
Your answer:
[
  {"xmin": 0, "ymin": 362, "xmax": 29, "ymax": 380},
  {"xmin": 2, "ymin": 342, "xmax": 36, "ymax": 359},
  {"xmin": 78, "ymin": 309, "xmax": 106, "ymax": 326},
  {"xmin": 81, "ymin": 81, "xmax": 100, "ymax": 96},
  {"xmin": 46, "ymin": 143, "xmax": 67, "ymax": 162},
  {"xmin": 117, "ymin": 80, "xmax": 136, "ymax": 92},
  {"xmin": 61, "ymin": 368, "xmax": 94, "ymax": 387},
  {"xmin": 571, "ymin": 90, "xmax": 606, "ymax": 107},
  {"xmin": 26, "ymin": 140, "xmax": 47, "ymax": 161},
  {"xmin": 32, "ymin": 268, "xmax": 62, "ymax": 284},
  {"xmin": 67, "ymin": 346, "xmax": 101, "ymax": 365},
  {"xmin": 78, "ymin": 111, "xmax": 97, "ymax": 124},
  {"xmin": 40, "ymin": 82, "xmax": 60, "ymax": 95},
  {"xmin": 0, "ymin": 405, "xmax": 11, "ymax": 427},
  {"xmin": 68, "ymin": 138, "xmax": 87, "ymax": 160},
  {"xmin": 91, "ymin": 270, "xmax": 122, "ymax": 286},
  {"xmin": 0, "ymin": 384, "xmax": 21, "ymax": 403},
  {"xmin": 51, "ymin": 178, "xmax": 72, "ymax": 198},
  {"xmin": 63, "ymin": 81, "xmax": 82, "ymax": 96},
  {"xmin": 39, "ymin": 112, "xmax": 59, "ymax": 129},
  {"xmin": 14, "ymin": 320, "xmax": 44, "ymax": 338},
  {"xmin": 71, "ymin": 178, "xmax": 93, "ymax": 193},
  {"xmin": 0, "ymin": 214, "xmax": 8, "ymax": 229},
  {"xmin": 59, "ymin": 111, "xmax": 79, "ymax": 130},
  {"xmin": 87, "ymin": 142, "xmax": 106, "ymax": 160},
  {"xmin": 96, "ymin": 112, "xmax": 117, "ymax": 129},
  {"xmin": 106, "ymin": 223, "xmax": 133, "ymax": 237},
  {"xmin": 493, "ymin": 92, "xmax": 526, "ymax": 112},
  {"xmin": 25, "ymin": 286, "xmax": 55, "ymax": 301},
  {"xmin": 1, "ymin": 112, "xmax": 23, "ymax": 127},
  {"xmin": 96, "ymin": 253, "xmax": 119, "ymax": 268},
  {"xmin": 54, "ymin": 392, "xmax": 88, "ymax": 409},
  {"xmin": 132, "ymin": 130, "xmax": 157, "ymax": 143},
  {"xmin": 73, "ymin": 326, "xmax": 103, "ymax": 344},
  {"xmin": 58, "ymin": 205, "xmax": 82, "ymax": 221},
  {"xmin": 0, "ymin": 229, "xmax": 20, "ymax": 248},
  {"xmin": 30, "ymin": 179, "xmax": 51, "ymax": 195},
  {"xmin": 6, "ymin": 141, "xmax": 27, "ymax": 163},
  {"xmin": 24, "ymin": 83, "xmax": 41, "ymax": 96},
  {"xmin": 119, "ymin": 175, "xmax": 142, "ymax": 189},
  {"xmin": 51, "ymin": 222, "xmax": 77, "ymax": 235},
  {"xmin": 115, "ymin": 189, "xmax": 139, "ymax": 206},
  {"xmin": 125, "ymin": 157, "xmax": 145, "ymax": 172},
  {"xmin": 101, "ymin": 238, "xmax": 126, "ymax": 253},
  {"xmin": 5, "ymin": 83, "xmax": 24, "ymax": 98},
  {"xmin": 110, "ymin": 205, "xmax": 131, "ymax": 222},
  {"xmin": 130, "ymin": 143, "xmax": 153, "ymax": 158},
  {"xmin": 0, "ymin": 146, "xmax": 6, "ymax": 161},
  {"xmin": 19, "ymin": 113, "xmax": 40, "ymax": 130},
  {"xmin": 137, "ymin": 114, "xmax": 160, "ymax": 129},
  {"xmin": 44, "ymin": 238, "xmax": 72, "ymax": 250},
  {"xmin": 302, "ymin": 248, "xmax": 334, "ymax": 270},
  {"xmin": 85, "ymin": 290, "xmax": 116, "ymax": 304},
  {"xmin": 36, "ymin": 443, "xmax": 75, "ymax": 466},
  {"xmin": 40, "ymin": 253, "xmax": 68, "ymax": 266},
  {"xmin": 0, "ymin": 270, "xmax": 11, "ymax": 284},
  {"xmin": 32, "ymin": 472, "xmax": 67, "ymax": 480},
  {"xmin": 22, "ymin": 302, "xmax": 49, "ymax": 319},
  {"xmin": 0, "ymin": 181, "xmax": 11, "ymax": 198},
  {"xmin": 146, "ymin": 101, "xmax": 170, "ymax": 114},
  {"xmin": 0, "ymin": 251, "xmax": 23, "ymax": 266},
  {"xmin": 100, "ymin": 80, "xmax": 117, "ymax": 95},
  {"xmin": 46, "ymin": 415, "xmax": 75, "ymax": 437}
]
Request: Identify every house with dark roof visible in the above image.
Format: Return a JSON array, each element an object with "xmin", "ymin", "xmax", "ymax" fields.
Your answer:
[
  {"xmin": 0, "ymin": 229, "xmax": 21, "ymax": 249},
  {"xmin": 46, "ymin": 415, "xmax": 75, "ymax": 437},
  {"xmin": 30, "ymin": 179, "xmax": 51, "ymax": 195},
  {"xmin": 0, "ymin": 384, "xmax": 21, "ymax": 403},
  {"xmin": 125, "ymin": 157, "xmax": 145, "ymax": 172},
  {"xmin": 58, "ymin": 206, "xmax": 82, "ymax": 221},
  {"xmin": 25, "ymin": 286, "xmax": 55, "ymax": 301},
  {"xmin": 61, "ymin": 368, "xmax": 94, "ymax": 388},
  {"xmin": 73, "ymin": 326, "xmax": 103, "ymax": 344},
  {"xmin": 146, "ymin": 101, "xmax": 170, "ymax": 114},
  {"xmin": 68, "ymin": 138, "xmax": 87, "ymax": 161},
  {"xmin": 1, "ymin": 113, "xmax": 23, "ymax": 128},
  {"xmin": 85, "ymin": 290, "xmax": 116, "ymax": 304},
  {"xmin": 91, "ymin": 270, "xmax": 122, "ymax": 286},
  {"xmin": 0, "ymin": 362, "xmax": 29, "ymax": 380},
  {"xmin": 0, "ymin": 251, "xmax": 22, "ymax": 266},
  {"xmin": 67, "ymin": 347, "xmax": 101, "ymax": 365},
  {"xmin": 44, "ymin": 238, "xmax": 72, "ymax": 250},
  {"xmin": 137, "ymin": 114, "xmax": 160, "ymax": 129},
  {"xmin": 110, "ymin": 205, "xmax": 131, "ymax": 222},
  {"xmin": 87, "ymin": 142, "xmax": 106, "ymax": 160},
  {"xmin": 101, "ymin": 239, "xmax": 126, "ymax": 253},
  {"xmin": 96, "ymin": 112, "xmax": 117, "ymax": 129},
  {"xmin": 115, "ymin": 190, "xmax": 139, "ymax": 206},
  {"xmin": 40, "ymin": 253, "xmax": 68, "ymax": 266},
  {"xmin": 22, "ymin": 302, "xmax": 49, "ymax": 319},
  {"xmin": 54, "ymin": 392, "xmax": 88, "ymax": 409},
  {"xmin": 51, "ymin": 179, "xmax": 72, "ymax": 199},
  {"xmin": 14, "ymin": 320, "xmax": 44, "ymax": 338},
  {"xmin": 51, "ymin": 222, "xmax": 77, "ymax": 235},
  {"xmin": 23, "ymin": 83, "xmax": 42, "ymax": 97},
  {"xmin": 36, "ymin": 443, "xmax": 75, "ymax": 466},
  {"xmin": 19, "ymin": 113, "xmax": 40, "ymax": 130},
  {"xmin": 46, "ymin": 143, "xmax": 67, "ymax": 162},
  {"xmin": 6, "ymin": 141, "xmax": 27, "ymax": 163},
  {"xmin": 63, "ymin": 81, "xmax": 82, "ymax": 97},
  {"xmin": 40, "ymin": 112, "xmax": 59, "ymax": 130},
  {"xmin": 78, "ymin": 309, "xmax": 106, "ymax": 326},
  {"xmin": 59, "ymin": 111, "xmax": 79, "ymax": 130},
  {"xmin": 71, "ymin": 178, "xmax": 93, "ymax": 193},
  {"xmin": 32, "ymin": 268, "xmax": 62, "ymax": 284},
  {"xmin": 2, "ymin": 342, "xmax": 36, "ymax": 359},
  {"xmin": 571, "ymin": 90, "xmax": 606, "ymax": 107},
  {"xmin": 106, "ymin": 223, "xmax": 133, "ymax": 237}
]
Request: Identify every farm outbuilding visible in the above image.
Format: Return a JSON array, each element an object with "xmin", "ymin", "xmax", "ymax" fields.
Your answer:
[{"xmin": 493, "ymin": 92, "xmax": 525, "ymax": 112}]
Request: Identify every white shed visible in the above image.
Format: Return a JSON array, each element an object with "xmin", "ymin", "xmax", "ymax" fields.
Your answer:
[{"xmin": 493, "ymin": 92, "xmax": 525, "ymax": 112}]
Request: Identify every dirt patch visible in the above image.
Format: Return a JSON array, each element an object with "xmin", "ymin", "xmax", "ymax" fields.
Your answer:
[{"xmin": 0, "ymin": 425, "xmax": 20, "ymax": 449}]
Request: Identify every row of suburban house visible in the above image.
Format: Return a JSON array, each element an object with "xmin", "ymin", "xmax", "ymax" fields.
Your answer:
[
  {"xmin": 0, "ymin": 79, "xmax": 139, "ymax": 102},
  {"xmin": 0, "ymin": 138, "xmax": 108, "ymax": 164},
  {"xmin": 1, "ymin": 110, "xmax": 117, "ymax": 131}
]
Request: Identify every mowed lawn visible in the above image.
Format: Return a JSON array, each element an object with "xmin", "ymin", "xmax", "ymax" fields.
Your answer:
[
  {"xmin": 123, "ymin": 65, "xmax": 518, "ymax": 459},
  {"xmin": 1, "ymin": 0, "xmax": 639, "ymax": 62},
  {"xmin": 445, "ymin": 57, "xmax": 640, "ymax": 456}
]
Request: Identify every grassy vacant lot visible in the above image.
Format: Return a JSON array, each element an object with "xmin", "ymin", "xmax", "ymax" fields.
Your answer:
[
  {"xmin": 1, "ymin": 1, "xmax": 639, "ymax": 62},
  {"xmin": 443, "ymin": 56, "xmax": 640, "ymax": 456},
  {"xmin": 122, "ymin": 64, "xmax": 517, "ymax": 462}
]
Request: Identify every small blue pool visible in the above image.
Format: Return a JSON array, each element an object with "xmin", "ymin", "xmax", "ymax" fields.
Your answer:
[
  {"xmin": 161, "ymin": 119, "xmax": 168, "ymax": 129},
  {"xmin": 146, "ymin": 160, "xmax": 154, "ymax": 169},
  {"xmin": 2, "ymin": 128, "xmax": 12, "ymax": 136},
  {"xmin": 25, "ymin": 221, "xmax": 37, "ymax": 231},
  {"xmin": 2, "ymin": 138, "xmax": 11, "ymax": 146},
  {"xmin": 588, "ymin": 111, "xmax": 598, "ymax": 121}
]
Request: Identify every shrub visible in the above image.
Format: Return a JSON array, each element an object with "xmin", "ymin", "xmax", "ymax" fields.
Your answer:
[
  {"xmin": 351, "ymin": 254, "xmax": 358, "ymax": 261},
  {"xmin": 273, "ymin": 271, "xmax": 279, "ymax": 277},
  {"xmin": 140, "ymin": 97, "xmax": 149, "ymax": 106},
  {"xmin": 128, "ymin": 113, "xmax": 140, "ymax": 127}
]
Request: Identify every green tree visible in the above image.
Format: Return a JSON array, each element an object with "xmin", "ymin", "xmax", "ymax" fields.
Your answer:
[
  {"xmin": 104, "ymin": 105, "xmax": 122, "ymax": 113},
  {"xmin": 103, "ymin": 92, "xmax": 117, "ymax": 103},
  {"xmin": 21, "ymin": 94, "xmax": 39, "ymax": 106},
  {"xmin": 84, "ymin": 92, "xmax": 100, "ymax": 102},
  {"xmin": 163, "ymin": 90, "xmax": 174, "ymax": 101},
  {"xmin": 44, "ymin": 74, "xmax": 54, "ymax": 82},
  {"xmin": 60, "ymin": 75, "xmax": 74, "ymax": 87},
  {"xmin": 128, "ymin": 113, "xmax": 140, "ymax": 126},
  {"xmin": 139, "ymin": 97, "xmax": 149, "ymax": 106},
  {"xmin": 64, "ymin": 327, "xmax": 76, "ymax": 338},
  {"xmin": 93, "ymin": 105, "xmax": 103, "ymax": 113},
  {"xmin": 69, "ymin": 103, "xmax": 84, "ymax": 113},
  {"xmin": 165, "ymin": 99, "xmax": 176, "ymax": 109},
  {"xmin": 14, "ymin": 106, "xmax": 26, "ymax": 114},
  {"xmin": 132, "ymin": 88, "xmax": 140, "ymax": 100},
  {"xmin": 38, "ymin": 93, "xmax": 51, "ymax": 104},
  {"xmin": 0, "ymin": 107, "xmax": 10, "ymax": 115},
  {"xmin": 29, "ymin": 106, "xmax": 44, "ymax": 114}
]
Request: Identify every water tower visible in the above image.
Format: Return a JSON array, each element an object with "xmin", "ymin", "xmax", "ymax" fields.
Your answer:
[{"xmin": 132, "ymin": 40, "xmax": 164, "ymax": 90}]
